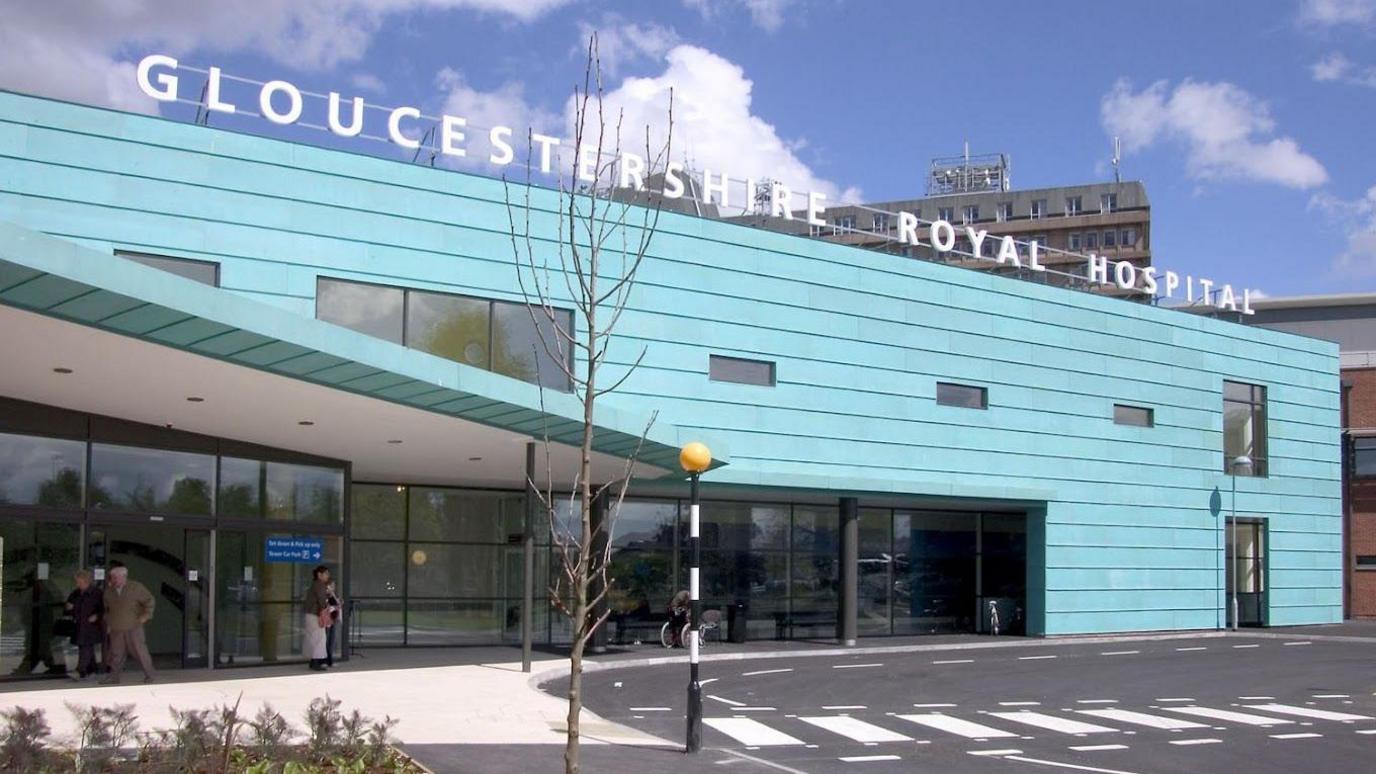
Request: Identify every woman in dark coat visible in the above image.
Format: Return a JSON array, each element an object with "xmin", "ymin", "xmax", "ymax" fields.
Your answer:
[{"xmin": 64, "ymin": 570, "xmax": 104, "ymax": 680}]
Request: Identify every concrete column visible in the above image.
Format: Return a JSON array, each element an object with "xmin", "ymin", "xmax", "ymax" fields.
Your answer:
[
  {"xmin": 589, "ymin": 489, "xmax": 609, "ymax": 654},
  {"xmin": 521, "ymin": 441, "xmax": 535, "ymax": 673},
  {"xmin": 838, "ymin": 497, "xmax": 859, "ymax": 646}
]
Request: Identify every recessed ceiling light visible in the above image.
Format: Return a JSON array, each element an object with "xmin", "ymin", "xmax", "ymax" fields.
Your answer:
[
  {"xmin": 52, "ymin": 367, "xmax": 73, "ymax": 374},
  {"xmin": 298, "ymin": 420, "xmax": 315, "ymax": 426},
  {"xmin": 186, "ymin": 397, "xmax": 204, "ymax": 403},
  {"xmin": 468, "ymin": 456, "xmax": 483, "ymax": 462},
  {"xmin": 387, "ymin": 439, "xmax": 403, "ymax": 444}
]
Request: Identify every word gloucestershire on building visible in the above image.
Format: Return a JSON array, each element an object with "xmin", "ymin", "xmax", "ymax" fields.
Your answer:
[{"xmin": 135, "ymin": 54, "xmax": 1257, "ymax": 314}]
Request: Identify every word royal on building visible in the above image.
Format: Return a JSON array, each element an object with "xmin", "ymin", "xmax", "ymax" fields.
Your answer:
[{"xmin": 136, "ymin": 54, "xmax": 1256, "ymax": 314}]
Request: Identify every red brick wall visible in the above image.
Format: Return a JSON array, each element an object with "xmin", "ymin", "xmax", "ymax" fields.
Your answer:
[{"xmin": 1346, "ymin": 367, "xmax": 1376, "ymax": 617}]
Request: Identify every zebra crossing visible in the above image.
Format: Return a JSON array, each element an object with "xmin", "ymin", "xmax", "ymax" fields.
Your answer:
[{"xmin": 701, "ymin": 701, "xmax": 1376, "ymax": 749}]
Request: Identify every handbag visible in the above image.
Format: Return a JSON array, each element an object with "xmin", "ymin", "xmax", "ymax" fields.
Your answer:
[
  {"xmin": 53, "ymin": 615, "xmax": 76, "ymax": 638},
  {"xmin": 318, "ymin": 609, "xmax": 333, "ymax": 629}
]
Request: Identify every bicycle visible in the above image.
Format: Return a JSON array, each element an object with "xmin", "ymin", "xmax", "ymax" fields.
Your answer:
[{"xmin": 660, "ymin": 609, "xmax": 721, "ymax": 648}]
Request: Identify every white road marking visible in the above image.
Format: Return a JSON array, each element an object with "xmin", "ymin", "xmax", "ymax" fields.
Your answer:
[
  {"xmin": 833, "ymin": 663, "xmax": 884, "ymax": 669},
  {"xmin": 1169, "ymin": 739, "xmax": 1222, "ymax": 746},
  {"xmin": 628, "ymin": 707, "xmax": 671, "ymax": 712},
  {"xmin": 1100, "ymin": 651, "xmax": 1139, "ymax": 656},
  {"xmin": 1069, "ymin": 744, "xmax": 1130, "ymax": 752},
  {"xmin": 1155, "ymin": 698, "xmax": 1195, "ymax": 703},
  {"xmin": 932, "ymin": 659, "xmax": 974, "ymax": 665},
  {"xmin": 1004, "ymin": 755, "xmax": 1145, "ymax": 774},
  {"xmin": 839, "ymin": 755, "xmax": 901, "ymax": 763},
  {"xmin": 911, "ymin": 703, "xmax": 958, "ymax": 708},
  {"xmin": 1019, "ymin": 655, "xmax": 1058, "ymax": 660},
  {"xmin": 742, "ymin": 668, "xmax": 793, "ymax": 677},
  {"xmin": 1075, "ymin": 700, "xmax": 1118, "ymax": 705},
  {"xmin": 700, "ymin": 678, "xmax": 720, "ymax": 686},
  {"xmin": 1283, "ymin": 641, "xmax": 1312, "ymax": 646},
  {"xmin": 1313, "ymin": 694, "xmax": 1350, "ymax": 699},
  {"xmin": 1079, "ymin": 709, "xmax": 1208, "ymax": 730},
  {"xmin": 1175, "ymin": 647, "xmax": 1207, "ymax": 652},
  {"xmin": 1232, "ymin": 644, "xmax": 1260, "ymax": 649},
  {"xmin": 704, "ymin": 717, "xmax": 804, "ymax": 746},
  {"xmin": 1244, "ymin": 704, "xmax": 1374, "ymax": 722},
  {"xmin": 718, "ymin": 748, "xmax": 812, "ymax": 774},
  {"xmin": 1237, "ymin": 696, "xmax": 1274, "ymax": 700},
  {"xmin": 738, "ymin": 707, "xmax": 777, "ymax": 712},
  {"xmin": 967, "ymin": 749, "xmax": 1022, "ymax": 756},
  {"xmin": 823, "ymin": 705, "xmax": 868, "ymax": 710},
  {"xmin": 1164, "ymin": 706, "xmax": 1294, "ymax": 726},
  {"xmin": 709, "ymin": 695, "xmax": 746, "ymax": 707},
  {"xmin": 1356, "ymin": 729, "xmax": 1376, "ymax": 735},
  {"xmin": 1270, "ymin": 733, "xmax": 1322, "ymax": 740},
  {"xmin": 800, "ymin": 716, "xmax": 912, "ymax": 744},
  {"xmin": 990, "ymin": 711, "xmax": 1118, "ymax": 735},
  {"xmin": 1000, "ymin": 702, "xmax": 1042, "ymax": 707},
  {"xmin": 896, "ymin": 713, "xmax": 1018, "ymax": 739}
]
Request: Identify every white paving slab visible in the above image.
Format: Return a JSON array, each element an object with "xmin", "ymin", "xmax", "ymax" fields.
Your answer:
[
  {"xmin": 800, "ymin": 716, "xmax": 912, "ymax": 743},
  {"xmin": 1163, "ymin": 706, "xmax": 1294, "ymax": 726},
  {"xmin": 1243, "ymin": 704, "xmax": 1374, "ymax": 722},
  {"xmin": 988, "ymin": 711, "xmax": 1117, "ymax": 735},
  {"xmin": 704, "ymin": 717, "xmax": 804, "ymax": 746},
  {"xmin": 1078, "ymin": 708, "xmax": 1208, "ymax": 730},
  {"xmin": 895, "ymin": 713, "xmax": 1018, "ymax": 739}
]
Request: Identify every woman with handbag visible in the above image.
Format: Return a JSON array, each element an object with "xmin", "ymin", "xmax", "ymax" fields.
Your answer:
[
  {"xmin": 63, "ymin": 570, "xmax": 104, "ymax": 681},
  {"xmin": 324, "ymin": 581, "xmax": 341, "ymax": 668},
  {"xmin": 302, "ymin": 565, "xmax": 332, "ymax": 672}
]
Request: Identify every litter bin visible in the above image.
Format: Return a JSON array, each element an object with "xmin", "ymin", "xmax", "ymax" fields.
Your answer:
[{"xmin": 727, "ymin": 601, "xmax": 748, "ymax": 643}]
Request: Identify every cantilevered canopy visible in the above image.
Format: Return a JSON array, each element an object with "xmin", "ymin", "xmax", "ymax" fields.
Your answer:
[{"xmin": 0, "ymin": 221, "xmax": 714, "ymax": 486}]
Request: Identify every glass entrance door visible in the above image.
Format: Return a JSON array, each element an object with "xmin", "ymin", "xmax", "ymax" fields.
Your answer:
[
  {"xmin": 1226, "ymin": 520, "xmax": 1267, "ymax": 627},
  {"xmin": 88, "ymin": 525, "xmax": 210, "ymax": 669}
]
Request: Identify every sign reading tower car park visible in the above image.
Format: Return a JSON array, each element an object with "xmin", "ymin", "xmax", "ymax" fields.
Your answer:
[{"xmin": 135, "ymin": 54, "xmax": 1258, "ymax": 314}]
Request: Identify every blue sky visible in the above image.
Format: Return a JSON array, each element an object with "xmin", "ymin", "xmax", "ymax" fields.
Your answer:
[{"xmin": 2, "ymin": 0, "xmax": 1374, "ymax": 298}]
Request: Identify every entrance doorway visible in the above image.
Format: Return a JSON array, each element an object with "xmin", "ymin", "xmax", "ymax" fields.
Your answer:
[
  {"xmin": 1226, "ymin": 519, "xmax": 1267, "ymax": 627},
  {"xmin": 87, "ymin": 525, "xmax": 210, "ymax": 669}
]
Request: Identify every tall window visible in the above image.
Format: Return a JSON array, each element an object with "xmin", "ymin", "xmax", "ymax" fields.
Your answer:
[
  {"xmin": 1030, "ymin": 199, "xmax": 1046, "ymax": 219},
  {"xmin": 1069, "ymin": 232, "xmax": 1083, "ymax": 251},
  {"xmin": 1223, "ymin": 381, "xmax": 1267, "ymax": 476},
  {"xmin": 938, "ymin": 206, "xmax": 955, "ymax": 222},
  {"xmin": 1065, "ymin": 196, "xmax": 1082, "ymax": 216},
  {"xmin": 1103, "ymin": 230, "xmax": 1118, "ymax": 248},
  {"xmin": 833, "ymin": 214, "xmax": 856, "ymax": 234},
  {"xmin": 872, "ymin": 213, "xmax": 890, "ymax": 232},
  {"xmin": 962, "ymin": 205, "xmax": 979, "ymax": 224},
  {"xmin": 316, "ymin": 277, "xmax": 574, "ymax": 392},
  {"xmin": 1085, "ymin": 231, "xmax": 1099, "ymax": 250},
  {"xmin": 1100, "ymin": 192, "xmax": 1118, "ymax": 213},
  {"xmin": 1121, "ymin": 227, "xmax": 1138, "ymax": 249},
  {"xmin": 997, "ymin": 202, "xmax": 1013, "ymax": 222}
]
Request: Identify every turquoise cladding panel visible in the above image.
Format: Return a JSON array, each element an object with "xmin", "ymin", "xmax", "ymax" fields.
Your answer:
[{"xmin": 0, "ymin": 92, "xmax": 1343, "ymax": 635}]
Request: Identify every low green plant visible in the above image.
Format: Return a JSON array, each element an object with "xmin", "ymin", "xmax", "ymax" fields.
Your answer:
[{"xmin": 67, "ymin": 701, "xmax": 138, "ymax": 773}]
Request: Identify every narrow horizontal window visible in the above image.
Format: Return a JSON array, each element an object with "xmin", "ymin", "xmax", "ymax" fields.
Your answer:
[
  {"xmin": 116, "ymin": 250, "xmax": 219, "ymax": 287},
  {"xmin": 1113, "ymin": 404, "xmax": 1154, "ymax": 427},
  {"xmin": 936, "ymin": 382, "xmax": 987, "ymax": 409},
  {"xmin": 1357, "ymin": 555, "xmax": 1376, "ymax": 570},
  {"xmin": 709, "ymin": 355, "xmax": 775, "ymax": 386}
]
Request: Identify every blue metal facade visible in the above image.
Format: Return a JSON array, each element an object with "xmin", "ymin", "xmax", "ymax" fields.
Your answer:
[{"xmin": 0, "ymin": 91, "xmax": 1342, "ymax": 636}]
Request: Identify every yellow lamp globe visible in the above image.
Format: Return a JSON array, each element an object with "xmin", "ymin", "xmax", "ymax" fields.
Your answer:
[{"xmin": 680, "ymin": 441, "xmax": 712, "ymax": 474}]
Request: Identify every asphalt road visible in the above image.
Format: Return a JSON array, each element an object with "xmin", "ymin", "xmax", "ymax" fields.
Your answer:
[{"xmin": 561, "ymin": 632, "xmax": 1376, "ymax": 773}]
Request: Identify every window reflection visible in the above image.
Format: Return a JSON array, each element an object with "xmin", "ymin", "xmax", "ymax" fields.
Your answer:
[
  {"xmin": 407, "ymin": 290, "xmax": 490, "ymax": 368},
  {"xmin": 492, "ymin": 301, "xmax": 573, "ymax": 391},
  {"xmin": 0, "ymin": 432, "xmax": 85, "ymax": 508},
  {"xmin": 316, "ymin": 278, "xmax": 403, "ymax": 343},
  {"xmin": 265, "ymin": 463, "xmax": 343, "ymax": 524},
  {"xmin": 89, "ymin": 443, "xmax": 214, "ymax": 516}
]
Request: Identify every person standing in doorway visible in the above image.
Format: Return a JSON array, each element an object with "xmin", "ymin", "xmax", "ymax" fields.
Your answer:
[
  {"xmin": 101, "ymin": 565, "xmax": 156, "ymax": 684},
  {"xmin": 302, "ymin": 565, "xmax": 332, "ymax": 672},
  {"xmin": 323, "ymin": 579, "xmax": 341, "ymax": 669},
  {"xmin": 64, "ymin": 570, "xmax": 104, "ymax": 681}
]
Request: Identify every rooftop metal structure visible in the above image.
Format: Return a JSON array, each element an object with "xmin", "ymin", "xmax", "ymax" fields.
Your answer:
[{"xmin": 926, "ymin": 146, "xmax": 1011, "ymax": 197}]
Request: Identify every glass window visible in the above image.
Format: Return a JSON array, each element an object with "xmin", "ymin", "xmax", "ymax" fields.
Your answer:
[
  {"xmin": 897, "ymin": 511, "xmax": 976, "ymax": 635},
  {"xmin": 0, "ymin": 432, "xmax": 85, "ymax": 508},
  {"xmin": 89, "ymin": 443, "xmax": 214, "ymax": 515},
  {"xmin": 962, "ymin": 205, "xmax": 979, "ymax": 224},
  {"xmin": 938, "ymin": 206, "xmax": 954, "ymax": 222},
  {"xmin": 265, "ymin": 462, "xmax": 343, "ymax": 523},
  {"xmin": 1030, "ymin": 199, "xmax": 1045, "ymax": 219},
  {"xmin": 936, "ymin": 382, "xmax": 987, "ymax": 409},
  {"xmin": 408, "ymin": 488, "xmax": 518, "ymax": 543},
  {"xmin": 1069, "ymin": 232, "xmax": 1082, "ymax": 251},
  {"xmin": 1121, "ymin": 228, "xmax": 1137, "ymax": 248},
  {"xmin": 997, "ymin": 202, "xmax": 1013, "ymax": 222},
  {"xmin": 1100, "ymin": 192, "xmax": 1117, "ymax": 213},
  {"xmin": 1085, "ymin": 231, "xmax": 1099, "ymax": 250},
  {"xmin": 406, "ymin": 290, "xmax": 491, "ymax": 369},
  {"xmin": 405, "ymin": 599, "xmax": 504, "ymax": 645},
  {"xmin": 858, "ymin": 508, "xmax": 891, "ymax": 636},
  {"xmin": 611, "ymin": 500, "xmax": 677, "ymax": 549},
  {"xmin": 1113, "ymin": 404, "xmax": 1154, "ymax": 427},
  {"xmin": 213, "ymin": 531, "xmax": 343, "ymax": 665},
  {"xmin": 0, "ymin": 521, "xmax": 82, "ymax": 676},
  {"xmin": 833, "ymin": 214, "xmax": 856, "ymax": 233},
  {"xmin": 348, "ymin": 541, "xmax": 404, "ymax": 597},
  {"xmin": 1223, "ymin": 380, "xmax": 1267, "ymax": 476},
  {"xmin": 1357, "ymin": 555, "xmax": 1376, "ymax": 570},
  {"xmin": 1065, "ymin": 196, "xmax": 1082, "ymax": 216},
  {"xmin": 792, "ymin": 506, "xmax": 838, "ymax": 554},
  {"xmin": 1103, "ymin": 230, "xmax": 1117, "ymax": 248},
  {"xmin": 872, "ymin": 213, "xmax": 890, "ymax": 232},
  {"xmin": 700, "ymin": 502, "xmax": 788, "ymax": 551},
  {"xmin": 491, "ymin": 301, "xmax": 573, "ymax": 391},
  {"xmin": 407, "ymin": 543, "xmax": 504, "ymax": 597},
  {"xmin": 709, "ymin": 355, "xmax": 776, "ymax": 386},
  {"xmin": 116, "ymin": 251, "xmax": 219, "ymax": 286},
  {"xmin": 218, "ymin": 457, "xmax": 263, "ymax": 518},
  {"xmin": 1354, "ymin": 438, "xmax": 1376, "ymax": 478},
  {"xmin": 316, "ymin": 278, "xmax": 404, "ymax": 344},
  {"xmin": 351, "ymin": 484, "xmax": 407, "ymax": 539}
]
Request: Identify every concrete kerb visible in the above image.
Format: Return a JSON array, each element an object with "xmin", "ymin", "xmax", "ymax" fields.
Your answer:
[{"xmin": 541, "ymin": 629, "xmax": 1235, "ymax": 685}]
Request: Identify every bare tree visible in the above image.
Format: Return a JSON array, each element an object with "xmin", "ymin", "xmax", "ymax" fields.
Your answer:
[{"xmin": 504, "ymin": 33, "xmax": 673, "ymax": 774}]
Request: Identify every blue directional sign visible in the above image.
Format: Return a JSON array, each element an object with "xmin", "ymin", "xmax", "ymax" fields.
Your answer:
[{"xmin": 264, "ymin": 536, "xmax": 324, "ymax": 564}]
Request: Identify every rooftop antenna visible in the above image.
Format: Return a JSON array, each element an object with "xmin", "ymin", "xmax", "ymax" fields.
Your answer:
[
  {"xmin": 1112, "ymin": 136, "xmax": 1121, "ymax": 184},
  {"xmin": 193, "ymin": 80, "xmax": 210, "ymax": 126}
]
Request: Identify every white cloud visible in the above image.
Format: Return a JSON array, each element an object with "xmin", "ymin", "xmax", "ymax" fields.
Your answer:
[
  {"xmin": 434, "ymin": 67, "xmax": 560, "ymax": 169},
  {"xmin": 1298, "ymin": 0, "xmax": 1376, "ymax": 26},
  {"xmin": 1101, "ymin": 78, "xmax": 1328, "ymax": 190},
  {"xmin": 682, "ymin": 0, "xmax": 797, "ymax": 32},
  {"xmin": 351, "ymin": 73, "xmax": 388, "ymax": 93},
  {"xmin": 1311, "ymin": 186, "xmax": 1376, "ymax": 275},
  {"xmin": 579, "ymin": 45, "xmax": 857, "ymax": 203},
  {"xmin": 1310, "ymin": 51, "xmax": 1376, "ymax": 86},
  {"xmin": 574, "ymin": 18, "xmax": 680, "ymax": 77},
  {"xmin": 0, "ymin": 0, "xmax": 572, "ymax": 114}
]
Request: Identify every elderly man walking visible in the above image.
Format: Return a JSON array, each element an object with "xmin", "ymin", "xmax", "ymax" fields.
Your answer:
[{"xmin": 100, "ymin": 565, "xmax": 156, "ymax": 685}]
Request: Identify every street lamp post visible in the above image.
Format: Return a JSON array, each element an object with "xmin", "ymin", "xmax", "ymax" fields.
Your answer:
[
  {"xmin": 680, "ymin": 441, "xmax": 712, "ymax": 754},
  {"xmin": 1228, "ymin": 454, "xmax": 1252, "ymax": 631}
]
